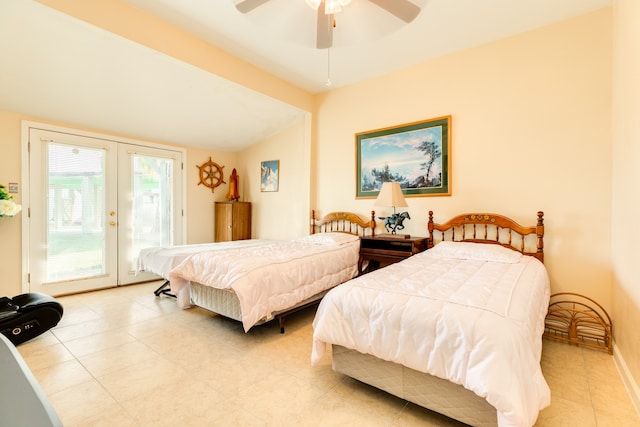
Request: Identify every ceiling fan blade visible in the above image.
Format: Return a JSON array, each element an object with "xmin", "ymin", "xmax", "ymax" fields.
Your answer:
[
  {"xmin": 316, "ymin": 8, "xmax": 333, "ymax": 49},
  {"xmin": 368, "ymin": 0, "xmax": 421, "ymax": 23},
  {"xmin": 235, "ymin": 0, "xmax": 271, "ymax": 14}
]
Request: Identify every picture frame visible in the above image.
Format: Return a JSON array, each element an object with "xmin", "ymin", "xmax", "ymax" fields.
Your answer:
[
  {"xmin": 260, "ymin": 160, "xmax": 279, "ymax": 192},
  {"xmin": 356, "ymin": 115, "xmax": 451, "ymax": 198}
]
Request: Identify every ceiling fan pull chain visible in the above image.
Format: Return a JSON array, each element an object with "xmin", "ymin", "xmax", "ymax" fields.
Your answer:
[
  {"xmin": 325, "ymin": 10, "xmax": 333, "ymax": 87},
  {"xmin": 326, "ymin": 47, "xmax": 332, "ymax": 86}
]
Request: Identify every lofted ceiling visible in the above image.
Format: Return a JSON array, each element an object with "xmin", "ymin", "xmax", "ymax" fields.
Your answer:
[{"xmin": 0, "ymin": 0, "xmax": 611, "ymax": 152}]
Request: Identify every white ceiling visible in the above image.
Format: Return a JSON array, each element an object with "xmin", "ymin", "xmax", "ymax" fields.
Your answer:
[{"xmin": 0, "ymin": 0, "xmax": 611, "ymax": 152}]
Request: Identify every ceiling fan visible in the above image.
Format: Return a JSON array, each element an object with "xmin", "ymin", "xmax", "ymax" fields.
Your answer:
[{"xmin": 235, "ymin": 0, "xmax": 422, "ymax": 49}]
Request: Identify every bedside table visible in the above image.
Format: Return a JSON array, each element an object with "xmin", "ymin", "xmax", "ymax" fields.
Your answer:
[{"xmin": 358, "ymin": 235, "xmax": 428, "ymax": 275}]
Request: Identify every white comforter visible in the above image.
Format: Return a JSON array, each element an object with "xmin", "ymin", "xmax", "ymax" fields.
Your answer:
[
  {"xmin": 312, "ymin": 242, "xmax": 551, "ymax": 427},
  {"xmin": 137, "ymin": 240, "xmax": 273, "ymax": 279},
  {"xmin": 169, "ymin": 233, "xmax": 361, "ymax": 331}
]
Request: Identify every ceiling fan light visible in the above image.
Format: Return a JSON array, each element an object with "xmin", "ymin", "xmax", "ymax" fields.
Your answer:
[
  {"xmin": 324, "ymin": 0, "xmax": 342, "ymax": 14},
  {"xmin": 305, "ymin": 0, "xmax": 321, "ymax": 10}
]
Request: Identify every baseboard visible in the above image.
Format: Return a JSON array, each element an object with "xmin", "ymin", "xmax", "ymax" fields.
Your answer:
[{"xmin": 613, "ymin": 343, "xmax": 640, "ymax": 416}]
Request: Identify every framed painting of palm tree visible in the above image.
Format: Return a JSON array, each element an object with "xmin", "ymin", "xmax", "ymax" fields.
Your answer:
[{"xmin": 355, "ymin": 116, "xmax": 451, "ymax": 198}]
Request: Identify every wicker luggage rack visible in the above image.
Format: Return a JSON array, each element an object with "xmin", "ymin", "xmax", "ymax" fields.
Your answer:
[{"xmin": 544, "ymin": 292, "xmax": 613, "ymax": 354}]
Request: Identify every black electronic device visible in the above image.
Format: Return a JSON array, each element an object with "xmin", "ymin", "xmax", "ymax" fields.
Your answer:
[{"xmin": 0, "ymin": 293, "xmax": 63, "ymax": 346}]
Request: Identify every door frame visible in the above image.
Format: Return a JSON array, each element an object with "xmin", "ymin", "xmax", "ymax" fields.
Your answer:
[{"xmin": 21, "ymin": 121, "xmax": 187, "ymax": 294}]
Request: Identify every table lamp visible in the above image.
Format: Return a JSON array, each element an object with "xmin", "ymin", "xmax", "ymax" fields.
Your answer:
[{"xmin": 374, "ymin": 182, "xmax": 410, "ymax": 236}]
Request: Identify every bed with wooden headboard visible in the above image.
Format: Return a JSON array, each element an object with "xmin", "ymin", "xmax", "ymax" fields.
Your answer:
[
  {"xmin": 312, "ymin": 211, "xmax": 550, "ymax": 427},
  {"xmin": 427, "ymin": 210, "xmax": 545, "ymax": 262},
  {"xmin": 165, "ymin": 210, "xmax": 375, "ymax": 333}
]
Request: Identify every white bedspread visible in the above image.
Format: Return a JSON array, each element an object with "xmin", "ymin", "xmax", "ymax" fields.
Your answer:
[
  {"xmin": 137, "ymin": 240, "xmax": 273, "ymax": 279},
  {"xmin": 169, "ymin": 234, "xmax": 361, "ymax": 331},
  {"xmin": 311, "ymin": 243, "xmax": 551, "ymax": 427}
]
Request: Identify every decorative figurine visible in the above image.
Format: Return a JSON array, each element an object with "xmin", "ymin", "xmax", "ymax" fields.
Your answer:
[
  {"xmin": 379, "ymin": 212, "xmax": 411, "ymax": 234},
  {"xmin": 226, "ymin": 168, "xmax": 240, "ymax": 201}
]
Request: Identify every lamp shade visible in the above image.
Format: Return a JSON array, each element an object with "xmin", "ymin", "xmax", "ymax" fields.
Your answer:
[{"xmin": 374, "ymin": 182, "xmax": 408, "ymax": 208}]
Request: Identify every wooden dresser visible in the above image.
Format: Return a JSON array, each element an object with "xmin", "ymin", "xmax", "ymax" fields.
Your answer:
[{"xmin": 214, "ymin": 201, "xmax": 251, "ymax": 242}]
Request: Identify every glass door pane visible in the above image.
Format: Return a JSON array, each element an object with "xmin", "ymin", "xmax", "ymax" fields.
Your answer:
[
  {"xmin": 47, "ymin": 143, "xmax": 107, "ymax": 282},
  {"xmin": 118, "ymin": 144, "xmax": 183, "ymax": 285},
  {"xmin": 132, "ymin": 154, "xmax": 173, "ymax": 249}
]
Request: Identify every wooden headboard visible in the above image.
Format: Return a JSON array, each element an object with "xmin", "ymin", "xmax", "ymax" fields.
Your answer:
[
  {"xmin": 311, "ymin": 210, "xmax": 376, "ymax": 237},
  {"xmin": 427, "ymin": 210, "xmax": 545, "ymax": 263}
]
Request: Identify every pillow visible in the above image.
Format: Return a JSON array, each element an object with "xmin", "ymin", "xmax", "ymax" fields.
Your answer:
[
  {"xmin": 428, "ymin": 241, "xmax": 522, "ymax": 263},
  {"xmin": 295, "ymin": 232, "xmax": 359, "ymax": 246}
]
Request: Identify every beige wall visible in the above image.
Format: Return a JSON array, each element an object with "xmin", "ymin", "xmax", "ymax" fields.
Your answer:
[
  {"xmin": 0, "ymin": 111, "xmax": 26, "ymax": 297},
  {"xmin": 611, "ymin": 0, "xmax": 640, "ymax": 406},
  {"xmin": 238, "ymin": 117, "xmax": 311, "ymax": 240},
  {"xmin": 187, "ymin": 147, "xmax": 239, "ymax": 244},
  {"xmin": 314, "ymin": 9, "xmax": 613, "ymax": 310}
]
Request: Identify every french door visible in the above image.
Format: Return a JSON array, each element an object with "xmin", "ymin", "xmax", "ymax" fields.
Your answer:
[{"xmin": 27, "ymin": 126, "xmax": 183, "ymax": 296}]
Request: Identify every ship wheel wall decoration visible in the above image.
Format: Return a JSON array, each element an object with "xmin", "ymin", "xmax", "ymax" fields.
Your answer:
[{"xmin": 197, "ymin": 157, "xmax": 226, "ymax": 193}]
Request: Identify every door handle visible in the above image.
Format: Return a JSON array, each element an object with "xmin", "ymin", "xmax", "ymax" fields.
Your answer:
[{"xmin": 109, "ymin": 221, "xmax": 117, "ymax": 227}]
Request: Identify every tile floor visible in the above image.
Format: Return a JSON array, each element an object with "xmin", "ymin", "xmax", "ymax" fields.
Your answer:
[{"xmin": 15, "ymin": 281, "xmax": 640, "ymax": 427}]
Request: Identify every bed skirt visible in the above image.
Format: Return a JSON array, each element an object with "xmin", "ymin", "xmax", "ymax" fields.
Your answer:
[
  {"xmin": 332, "ymin": 345, "xmax": 498, "ymax": 427},
  {"xmin": 190, "ymin": 282, "xmax": 329, "ymax": 332},
  {"xmin": 190, "ymin": 283, "xmax": 244, "ymax": 322}
]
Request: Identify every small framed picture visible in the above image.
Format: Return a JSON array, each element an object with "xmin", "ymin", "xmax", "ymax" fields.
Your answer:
[{"xmin": 260, "ymin": 160, "xmax": 279, "ymax": 192}]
